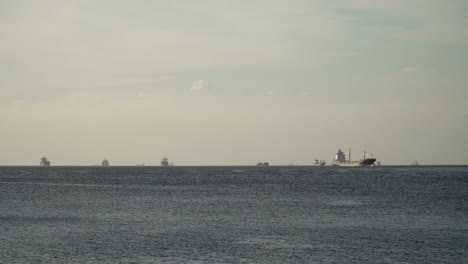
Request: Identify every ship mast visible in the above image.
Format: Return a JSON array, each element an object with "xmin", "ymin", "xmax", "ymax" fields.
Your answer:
[{"xmin": 348, "ymin": 148, "xmax": 351, "ymax": 162}]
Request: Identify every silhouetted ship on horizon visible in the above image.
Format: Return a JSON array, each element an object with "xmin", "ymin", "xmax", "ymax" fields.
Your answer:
[
  {"xmin": 257, "ymin": 162, "xmax": 270, "ymax": 166},
  {"xmin": 40, "ymin": 156, "xmax": 51, "ymax": 166},
  {"xmin": 101, "ymin": 158, "xmax": 109, "ymax": 167},
  {"xmin": 332, "ymin": 149, "xmax": 376, "ymax": 167}
]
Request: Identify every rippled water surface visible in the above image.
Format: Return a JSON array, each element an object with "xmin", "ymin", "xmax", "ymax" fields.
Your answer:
[{"xmin": 1, "ymin": 166, "xmax": 467, "ymax": 263}]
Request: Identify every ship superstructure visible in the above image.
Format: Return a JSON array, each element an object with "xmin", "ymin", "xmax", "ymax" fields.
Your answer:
[
  {"xmin": 332, "ymin": 149, "xmax": 376, "ymax": 167},
  {"xmin": 40, "ymin": 156, "xmax": 51, "ymax": 166}
]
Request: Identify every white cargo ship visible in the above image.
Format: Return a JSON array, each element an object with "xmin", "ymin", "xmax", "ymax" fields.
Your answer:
[{"xmin": 332, "ymin": 149, "xmax": 376, "ymax": 167}]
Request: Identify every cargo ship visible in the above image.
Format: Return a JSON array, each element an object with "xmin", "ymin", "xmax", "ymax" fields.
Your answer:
[
  {"xmin": 40, "ymin": 156, "xmax": 51, "ymax": 166},
  {"xmin": 257, "ymin": 162, "xmax": 269, "ymax": 166},
  {"xmin": 161, "ymin": 157, "xmax": 173, "ymax": 166},
  {"xmin": 332, "ymin": 149, "xmax": 376, "ymax": 167}
]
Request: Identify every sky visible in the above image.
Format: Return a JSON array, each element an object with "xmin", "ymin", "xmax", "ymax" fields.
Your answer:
[{"xmin": 1, "ymin": 0, "xmax": 467, "ymax": 165}]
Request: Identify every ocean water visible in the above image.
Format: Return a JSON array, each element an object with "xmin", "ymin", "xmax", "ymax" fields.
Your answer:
[{"xmin": 0, "ymin": 166, "xmax": 467, "ymax": 263}]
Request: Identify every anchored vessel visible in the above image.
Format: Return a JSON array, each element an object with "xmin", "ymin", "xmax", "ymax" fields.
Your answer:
[
  {"xmin": 101, "ymin": 158, "xmax": 109, "ymax": 167},
  {"xmin": 161, "ymin": 157, "xmax": 173, "ymax": 166},
  {"xmin": 313, "ymin": 159, "xmax": 326, "ymax": 166},
  {"xmin": 332, "ymin": 149, "xmax": 376, "ymax": 167},
  {"xmin": 257, "ymin": 162, "xmax": 270, "ymax": 166},
  {"xmin": 40, "ymin": 156, "xmax": 51, "ymax": 166}
]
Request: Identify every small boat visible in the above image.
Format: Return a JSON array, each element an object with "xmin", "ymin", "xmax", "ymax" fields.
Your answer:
[{"xmin": 313, "ymin": 159, "xmax": 326, "ymax": 166}]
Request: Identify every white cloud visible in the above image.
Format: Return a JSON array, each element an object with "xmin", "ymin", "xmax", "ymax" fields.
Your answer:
[
  {"xmin": 0, "ymin": 0, "xmax": 351, "ymax": 99},
  {"xmin": 190, "ymin": 80, "xmax": 209, "ymax": 92},
  {"xmin": 403, "ymin": 67, "xmax": 418, "ymax": 73}
]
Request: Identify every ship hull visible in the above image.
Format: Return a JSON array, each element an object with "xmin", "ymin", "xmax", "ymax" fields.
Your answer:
[
  {"xmin": 332, "ymin": 158, "xmax": 376, "ymax": 167},
  {"xmin": 313, "ymin": 163, "xmax": 326, "ymax": 166}
]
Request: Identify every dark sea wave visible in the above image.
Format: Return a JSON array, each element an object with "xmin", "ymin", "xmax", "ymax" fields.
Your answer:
[{"xmin": 1, "ymin": 166, "xmax": 467, "ymax": 263}]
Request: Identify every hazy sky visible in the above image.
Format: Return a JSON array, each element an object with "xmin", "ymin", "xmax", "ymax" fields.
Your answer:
[{"xmin": 1, "ymin": 0, "xmax": 467, "ymax": 165}]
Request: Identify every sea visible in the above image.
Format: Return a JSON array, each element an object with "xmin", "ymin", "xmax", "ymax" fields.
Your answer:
[{"xmin": 1, "ymin": 166, "xmax": 467, "ymax": 263}]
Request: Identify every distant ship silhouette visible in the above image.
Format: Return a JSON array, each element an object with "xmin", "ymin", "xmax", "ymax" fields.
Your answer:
[{"xmin": 40, "ymin": 156, "xmax": 50, "ymax": 166}]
